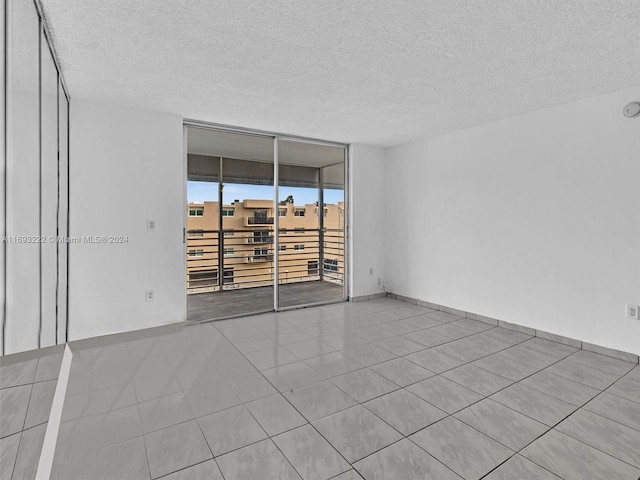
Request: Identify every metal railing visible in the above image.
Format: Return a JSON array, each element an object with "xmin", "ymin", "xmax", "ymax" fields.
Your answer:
[
  {"xmin": 247, "ymin": 254, "xmax": 274, "ymax": 263},
  {"xmin": 247, "ymin": 236, "xmax": 274, "ymax": 244},
  {"xmin": 245, "ymin": 216, "xmax": 275, "ymax": 225},
  {"xmin": 186, "ymin": 227, "xmax": 344, "ymax": 293}
]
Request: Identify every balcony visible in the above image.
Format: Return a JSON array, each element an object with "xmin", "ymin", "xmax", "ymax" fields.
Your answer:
[
  {"xmin": 245, "ymin": 216, "xmax": 274, "ymax": 226},
  {"xmin": 247, "ymin": 254, "xmax": 274, "ymax": 263},
  {"xmin": 186, "ymin": 227, "xmax": 345, "ymax": 321},
  {"xmin": 188, "ymin": 281, "xmax": 345, "ymax": 321},
  {"xmin": 247, "ymin": 235, "xmax": 274, "ymax": 244}
]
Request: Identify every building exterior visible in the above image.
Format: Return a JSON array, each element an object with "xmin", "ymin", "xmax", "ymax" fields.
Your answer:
[{"xmin": 186, "ymin": 199, "xmax": 345, "ymax": 292}]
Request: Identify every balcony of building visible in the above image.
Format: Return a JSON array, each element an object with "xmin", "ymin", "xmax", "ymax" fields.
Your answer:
[
  {"xmin": 187, "ymin": 227, "xmax": 345, "ymax": 321},
  {"xmin": 244, "ymin": 216, "xmax": 275, "ymax": 226}
]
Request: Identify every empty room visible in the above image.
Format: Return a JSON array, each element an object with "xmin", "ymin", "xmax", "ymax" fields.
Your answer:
[{"xmin": 1, "ymin": 1, "xmax": 639, "ymax": 479}]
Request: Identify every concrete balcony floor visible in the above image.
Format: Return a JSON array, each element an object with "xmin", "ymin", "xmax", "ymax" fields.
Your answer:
[{"xmin": 187, "ymin": 280, "xmax": 345, "ymax": 322}]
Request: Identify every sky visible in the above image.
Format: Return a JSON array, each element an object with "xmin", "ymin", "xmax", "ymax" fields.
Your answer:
[{"xmin": 187, "ymin": 181, "xmax": 344, "ymax": 206}]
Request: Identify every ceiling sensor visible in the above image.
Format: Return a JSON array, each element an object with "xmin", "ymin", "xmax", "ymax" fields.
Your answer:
[{"xmin": 623, "ymin": 101, "xmax": 640, "ymax": 118}]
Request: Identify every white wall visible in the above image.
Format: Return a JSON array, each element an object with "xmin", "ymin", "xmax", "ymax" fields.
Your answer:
[
  {"xmin": 349, "ymin": 144, "xmax": 387, "ymax": 298},
  {"xmin": 386, "ymin": 85, "xmax": 640, "ymax": 355},
  {"xmin": 0, "ymin": 0, "xmax": 5, "ymax": 354},
  {"xmin": 69, "ymin": 100, "xmax": 185, "ymax": 341},
  {"xmin": 4, "ymin": 0, "xmax": 41, "ymax": 354}
]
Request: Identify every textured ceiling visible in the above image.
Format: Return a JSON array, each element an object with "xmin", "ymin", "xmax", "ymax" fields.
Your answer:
[{"xmin": 42, "ymin": 0, "xmax": 640, "ymax": 146}]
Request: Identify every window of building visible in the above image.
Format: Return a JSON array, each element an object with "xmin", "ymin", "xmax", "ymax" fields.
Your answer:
[
  {"xmin": 223, "ymin": 231, "xmax": 234, "ymax": 236},
  {"xmin": 278, "ymin": 209, "xmax": 286, "ymax": 217},
  {"xmin": 294, "ymin": 228, "xmax": 305, "ymax": 234},
  {"xmin": 294, "ymin": 209, "xmax": 305, "ymax": 217},
  {"xmin": 279, "ymin": 245, "xmax": 287, "ymax": 251},
  {"xmin": 323, "ymin": 258, "xmax": 339, "ymax": 272},
  {"xmin": 308, "ymin": 260, "xmax": 318, "ymax": 275},
  {"xmin": 188, "ymin": 249, "xmax": 204, "ymax": 257},
  {"xmin": 189, "ymin": 208, "xmax": 204, "ymax": 217},
  {"xmin": 253, "ymin": 230, "xmax": 271, "ymax": 243},
  {"xmin": 324, "ymin": 208, "xmax": 328, "ymax": 217},
  {"xmin": 222, "ymin": 208, "xmax": 235, "ymax": 216},
  {"xmin": 294, "ymin": 244, "xmax": 305, "ymax": 251},
  {"xmin": 189, "ymin": 230, "xmax": 204, "ymax": 237},
  {"xmin": 223, "ymin": 248, "xmax": 234, "ymax": 255},
  {"xmin": 254, "ymin": 247, "xmax": 268, "ymax": 256}
]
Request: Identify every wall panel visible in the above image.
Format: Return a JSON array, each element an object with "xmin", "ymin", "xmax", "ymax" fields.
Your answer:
[
  {"xmin": 41, "ymin": 37, "xmax": 59, "ymax": 347},
  {"xmin": 5, "ymin": 0, "xmax": 41, "ymax": 353}
]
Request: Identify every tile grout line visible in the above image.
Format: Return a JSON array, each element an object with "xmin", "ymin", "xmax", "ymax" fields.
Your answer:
[
  {"xmin": 131, "ymin": 368, "xmax": 153, "ymax": 480},
  {"xmin": 394, "ymin": 338, "xmax": 582, "ymax": 478},
  {"xmin": 207, "ymin": 309, "xmax": 435, "ymax": 475},
  {"xmin": 465, "ymin": 348, "xmax": 639, "ymax": 477},
  {"xmin": 190, "ymin": 415, "xmax": 227, "ymax": 480},
  {"xmin": 332, "ymin": 318, "xmax": 636, "ymax": 478},
  {"xmin": 34, "ymin": 344, "xmax": 72, "ymax": 480},
  {"xmin": 263, "ymin": 306, "xmax": 473, "ymax": 475},
  {"xmin": 537, "ymin": 369, "xmax": 640, "ymax": 471},
  {"xmin": 211, "ymin": 321, "xmax": 353, "ymax": 479}
]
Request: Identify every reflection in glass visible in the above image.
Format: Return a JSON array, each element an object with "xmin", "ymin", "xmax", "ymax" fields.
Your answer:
[
  {"xmin": 6, "ymin": 0, "xmax": 41, "ymax": 352},
  {"xmin": 58, "ymin": 84, "xmax": 70, "ymax": 344},
  {"xmin": 41, "ymin": 39, "xmax": 59, "ymax": 347}
]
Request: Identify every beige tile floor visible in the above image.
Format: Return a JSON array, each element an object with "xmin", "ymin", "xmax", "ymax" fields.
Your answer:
[{"xmin": 5, "ymin": 298, "xmax": 640, "ymax": 479}]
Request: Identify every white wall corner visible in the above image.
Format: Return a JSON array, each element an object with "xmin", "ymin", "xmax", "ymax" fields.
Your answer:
[
  {"xmin": 383, "ymin": 85, "xmax": 640, "ymax": 356},
  {"xmin": 349, "ymin": 144, "xmax": 387, "ymax": 298}
]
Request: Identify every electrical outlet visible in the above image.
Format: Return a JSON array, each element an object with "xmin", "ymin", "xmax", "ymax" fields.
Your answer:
[
  {"xmin": 369, "ymin": 268, "xmax": 373, "ymax": 275},
  {"xmin": 626, "ymin": 304, "xmax": 639, "ymax": 320},
  {"xmin": 377, "ymin": 277, "xmax": 381, "ymax": 286},
  {"xmin": 147, "ymin": 219, "xmax": 156, "ymax": 231},
  {"xmin": 146, "ymin": 290, "xmax": 154, "ymax": 302}
]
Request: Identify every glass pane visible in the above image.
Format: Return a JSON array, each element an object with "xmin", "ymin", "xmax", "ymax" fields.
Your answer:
[
  {"xmin": 277, "ymin": 140, "xmax": 346, "ymax": 308},
  {"xmin": 5, "ymin": 0, "xmax": 41, "ymax": 352},
  {"xmin": 322, "ymin": 163, "xmax": 346, "ymax": 288},
  {"xmin": 57, "ymin": 85, "xmax": 69, "ymax": 344},
  {"xmin": 186, "ymin": 127, "xmax": 274, "ymax": 321},
  {"xmin": 40, "ymin": 38, "xmax": 59, "ymax": 347}
]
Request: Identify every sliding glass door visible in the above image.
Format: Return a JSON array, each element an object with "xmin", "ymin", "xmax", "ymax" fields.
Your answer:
[
  {"xmin": 185, "ymin": 126, "xmax": 347, "ymax": 322},
  {"xmin": 186, "ymin": 128, "xmax": 275, "ymax": 321},
  {"xmin": 276, "ymin": 139, "xmax": 346, "ymax": 309}
]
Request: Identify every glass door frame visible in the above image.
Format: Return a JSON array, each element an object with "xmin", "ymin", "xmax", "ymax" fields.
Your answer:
[{"xmin": 183, "ymin": 121, "xmax": 349, "ymax": 319}]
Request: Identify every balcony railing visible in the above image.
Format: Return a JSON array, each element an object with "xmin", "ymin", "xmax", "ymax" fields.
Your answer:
[
  {"xmin": 186, "ymin": 228, "xmax": 344, "ymax": 293},
  {"xmin": 247, "ymin": 236, "xmax": 274, "ymax": 244},
  {"xmin": 247, "ymin": 254, "xmax": 274, "ymax": 263},
  {"xmin": 245, "ymin": 216, "xmax": 274, "ymax": 225}
]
